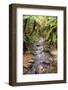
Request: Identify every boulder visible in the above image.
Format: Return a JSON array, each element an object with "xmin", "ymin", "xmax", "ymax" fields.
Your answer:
[{"xmin": 50, "ymin": 49, "xmax": 57, "ymax": 56}]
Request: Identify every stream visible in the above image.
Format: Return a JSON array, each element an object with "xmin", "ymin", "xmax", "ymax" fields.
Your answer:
[
  {"xmin": 28, "ymin": 41, "xmax": 51, "ymax": 74},
  {"xmin": 23, "ymin": 37, "xmax": 57, "ymax": 74}
]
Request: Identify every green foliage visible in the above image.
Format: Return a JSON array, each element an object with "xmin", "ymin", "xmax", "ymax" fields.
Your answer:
[{"xmin": 23, "ymin": 15, "xmax": 57, "ymax": 47}]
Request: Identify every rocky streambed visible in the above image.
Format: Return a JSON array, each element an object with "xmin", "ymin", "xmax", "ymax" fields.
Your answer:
[
  {"xmin": 23, "ymin": 46, "xmax": 57, "ymax": 74},
  {"xmin": 23, "ymin": 37, "xmax": 57, "ymax": 74}
]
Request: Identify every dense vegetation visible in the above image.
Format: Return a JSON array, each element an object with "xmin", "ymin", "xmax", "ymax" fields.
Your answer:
[{"xmin": 23, "ymin": 15, "xmax": 57, "ymax": 48}]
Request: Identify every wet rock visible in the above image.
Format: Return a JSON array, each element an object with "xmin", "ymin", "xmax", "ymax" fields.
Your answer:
[
  {"xmin": 44, "ymin": 47, "xmax": 50, "ymax": 52},
  {"xmin": 49, "ymin": 57, "xmax": 53, "ymax": 62},
  {"xmin": 53, "ymin": 57, "xmax": 57, "ymax": 61},
  {"xmin": 50, "ymin": 65, "xmax": 57, "ymax": 73},
  {"xmin": 36, "ymin": 64, "xmax": 47, "ymax": 74},
  {"xmin": 50, "ymin": 49, "xmax": 57, "ymax": 56},
  {"xmin": 28, "ymin": 59, "xmax": 34, "ymax": 63},
  {"xmin": 35, "ymin": 37, "xmax": 45, "ymax": 45},
  {"xmin": 23, "ymin": 67, "xmax": 28, "ymax": 74}
]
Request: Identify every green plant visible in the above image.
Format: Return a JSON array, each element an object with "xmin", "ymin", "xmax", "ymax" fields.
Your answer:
[{"xmin": 23, "ymin": 15, "xmax": 57, "ymax": 47}]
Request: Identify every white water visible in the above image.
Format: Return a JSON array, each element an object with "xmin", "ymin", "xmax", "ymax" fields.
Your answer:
[{"xmin": 28, "ymin": 41, "xmax": 50, "ymax": 73}]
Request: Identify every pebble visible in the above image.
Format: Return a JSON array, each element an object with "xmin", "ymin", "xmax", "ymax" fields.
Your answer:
[
  {"xmin": 50, "ymin": 50, "xmax": 57, "ymax": 56},
  {"xmin": 28, "ymin": 59, "xmax": 34, "ymax": 63},
  {"xmin": 36, "ymin": 64, "xmax": 47, "ymax": 73}
]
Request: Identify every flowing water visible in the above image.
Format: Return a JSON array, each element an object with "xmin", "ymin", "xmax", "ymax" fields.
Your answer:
[
  {"xmin": 23, "ymin": 37, "xmax": 57, "ymax": 74},
  {"xmin": 28, "ymin": 37, "xmax": 51, "ymax": 74}
]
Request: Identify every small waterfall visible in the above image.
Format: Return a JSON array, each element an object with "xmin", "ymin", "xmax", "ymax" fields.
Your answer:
[{"xmin": 28, "ymin": 37, "xmax": 50, "ymax": 74}]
